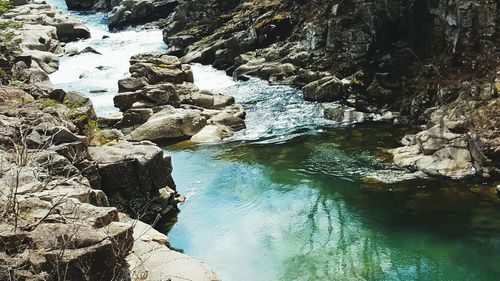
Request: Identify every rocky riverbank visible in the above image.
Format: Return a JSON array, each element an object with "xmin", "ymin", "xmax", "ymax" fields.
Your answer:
[
  {"xmin": 161, "ymin": 0, "xmax": 500, "ymax": 180},
  {"xmin": 157, "ymin": 0, "xmax": 498, "ymax": 180},
  {"xmin": 102, "ymin": 52, "xmax": 246, "ymax": 143},
  {"xmin": 1, "ymin": 1, "xmax": 219, "ymax": 280},
  {"xmin": 0, "ymin": 85, "xmax": 219, "ymax": 280},
  {"xmin": 64, "ymin": 0, "xmax": 499, "ymax": 180},
  {"xmin": 64, "ymin": 0, "xmax": 179, "ymax": 30}
]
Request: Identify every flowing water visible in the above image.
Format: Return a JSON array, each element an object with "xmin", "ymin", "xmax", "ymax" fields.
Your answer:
[{"xmin": 47, "ymin": 1, "xmax": 500, "ymax": 280}]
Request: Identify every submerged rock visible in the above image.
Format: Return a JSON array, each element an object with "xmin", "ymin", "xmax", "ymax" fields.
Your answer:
[{"xmin": 78, "ymin": 46, "xmax": 102, "ymax": 55}]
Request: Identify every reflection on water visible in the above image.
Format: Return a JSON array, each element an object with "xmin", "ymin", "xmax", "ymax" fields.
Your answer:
[{"xmin": 166, "ymin": 126, "xmax": 500, "ymax": 281}]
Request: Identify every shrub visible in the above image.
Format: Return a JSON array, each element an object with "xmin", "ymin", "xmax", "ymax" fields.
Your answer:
[
  {"xmin": 0, "ymin": 0, "xmax": 10, "ymax": 15},
  {"xmin": 83, "ymin": 120, "xmax": 110, "ymax": 146}
]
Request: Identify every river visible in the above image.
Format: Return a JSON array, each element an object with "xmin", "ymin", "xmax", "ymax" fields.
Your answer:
[{"xmin": 47, "ymin": 1, "xmax": 500, "ymax": 280}]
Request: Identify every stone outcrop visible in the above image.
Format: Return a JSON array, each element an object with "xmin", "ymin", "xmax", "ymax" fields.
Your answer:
[
  {"xmin": 1, "ymin": 1, "xmax": 90, "ymax": 75},
  {"xmin": 390, "ymin": 76, "xmax": 500, "ymax": 179},
  {"xmin": 65, "ymin": 0, "xmax": 106, "ymax": 10},
  {"xmin": 124, "ymin": 216, "xmax": 220, "ymax": 281},
  {"xmin": 0, "ymin": 85, "xmax": 127, "ymax": 280},
  {"xmin": 161, "ymin": 0, "xmax": 498, "ymax": 106},
  {"xmin": 1, "ymin": 2, "xmax": 221, "ymax": 280},
  {"xmin": 390, "ymin": 125, "xmax": 477, "ymax": 179},
  {"xmin": 126, "ymin": 106, "xmax": 207, "ymax": 141},
  {"xmin": 89, "ymin": 140, "xmax": 181, "ymax": 221},
  {"xmin": 103, "ymin": 53, "xmax": 246, "ymax": 143},
  {"xmin": 0, "ymin": 84, "xmax": 219, "ymax": 280},
  {"xmin": 63, "ymin": 0, "xmax": 179, "ymax": 30},
  {"xmin": 3, "ymin": 3, "xmax": 90, "ymax": 42},
  {"xmin": 108, "ymin": 0, "xmax": 179, "ymax": 30}
]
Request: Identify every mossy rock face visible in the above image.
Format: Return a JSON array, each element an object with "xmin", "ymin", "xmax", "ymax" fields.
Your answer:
[
  {"xmin": 253, "ymin": 12, "xmax": 293, "ymax": 48},
  {"xmin": 254, "ymin": 12, "xmax": 290, "ymax": 28},
  {"xmin": 0, "ymin": 0, "xmax": 11, "ymax": 15},
  {"xmin": 63, "ymin": 91, "xmax": 98, "ymax": 134},
  {"xmin": 36, "ymin": 98, "xmax": 60, "ymax": 108}
]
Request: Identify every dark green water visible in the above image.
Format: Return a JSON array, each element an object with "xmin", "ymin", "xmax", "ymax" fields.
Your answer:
[{"xmin": 166, "ymin": 125, "xmax": 500, "ymax": 281}]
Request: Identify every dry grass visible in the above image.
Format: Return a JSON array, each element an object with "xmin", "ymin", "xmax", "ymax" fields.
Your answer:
[{"xmin": 468, "ymin": 97, "xmax": 500, "ymax": 147}]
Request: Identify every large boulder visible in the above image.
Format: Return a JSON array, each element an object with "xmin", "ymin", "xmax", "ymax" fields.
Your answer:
[
  {"xmin": 181, "ymin": 90, "xmax": 235, "ymax": 109},
  {"xmin": 4, "ymin": 3, "xmax": 90, "ymax": 42},
  {"xmin": 17, "ymin": 24, "xmax": 60, "ymax": 53},
  {"xmin": 389, "ymin": 125, "xmax": 477, "ymax": 179},
  {"xmin": 118, "ymin": 76, "xmax": 149, "ymax": 92},
  {"xmin": 140, "ymin": 83, "xmax": 180, "ymax": 106},
  {"xmin": 108, "ymin": 0, "xmax": 179, "ymax": 30},
  {"xmin": 129, "ymin": 54, "xmax": 193, "ymax": 84},
  {"xmin": 88, "ymin": 141, "xmax": 178, "ymax": 221},
  {"xmin": 303, "ymin": 76, "xmax": 348, "ymax": 102},
  {"xmin": 125, "ymin": 218, "xmax": 220, "ymax": 281},
  {"xmin": 126, "ymin": 106, "xmax": 207, "ymax": 141},
  {"xmin": 114, "ymin": 91, "xmax": 139, "ymax": 112},
  {"xmin": 190, "ymin": 124, "xmax": 233, "ymax": 143},
  {"xmin": 24, "ymin": 49, "xmax": 59, "ymax": 74},
  {"xmin": 65, "ymin": 0, "xmax": 106, "ymax": 10},
  {"xmin": 64, "ymin": 91, "xmax": 98, "ymax": 133}
]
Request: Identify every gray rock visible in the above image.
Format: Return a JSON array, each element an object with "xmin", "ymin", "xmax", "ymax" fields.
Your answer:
[
  {"xmin": 78, "ymin": 46, "xmax": 102, "ymax": 55},
  {"xmin": 389, "ymin": 126, "xmax": 477, "ymax": 179},
  {"xmin": 88, "ymin": 141, "xmax": 178, "ymax": 221},
  {"xmin": 127, "ymin": 107, "xmax": 206, "ymax": 141},
  {"xmin": 114, "ymin": 92, "xmax": 138, "ymax": 112},
  {"xmin": 97, "ymin": 112, "xmax": 123, "ymax": 128},
  {"xmin": 324, "ymin": 107, "xmax": 365, "ymax": 124},
  {"xmin": 118, "ymin": 77, "xmax": 148, "ymax": 92},
  {"xmin": 210, "ymin": 112, "xmax": 245, "ymax": 131},
  {"xmin": 129, "ymin": 54, "xmax": 193, "ymax": 84},
  {"xmin": 65, "ymin": 0, "xmax": 104, "ymax": 10},
  {"xmin": 25, "ymin": 49, "xmax": 59, "ymax": 74},
  {"xmin": 140, "ymin": 83, "xmax": 180, "ymax": 106},
  {"xmin": 108, "ymin": 0, "xmax": 179, "ymax": 30},
  {"xmin": 303, "ymin": 76, "xmax": 348, "ymax": 102},
  {"xmin": 125, "ymin": 218, "xmax": 220, "ymax": 281},
  {"xmin": 114, "ymin": 108, "xmax": 154, "ymax": 130},
  {"xmin": 190, "ymin": 124, "xmax": 233, "ymax": 143}
]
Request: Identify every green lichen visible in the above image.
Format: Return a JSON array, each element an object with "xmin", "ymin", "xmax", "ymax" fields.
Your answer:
[
  {"xmin": 64, "ymin": 99, "xmax": 85, "ymax": 110},
  {"xmin": 0, "ymin": 0, "xmax": 11, "ymax": 14},
  {"xmin": 83, "ymin": 120, "xmax": 110, "ymax": 146},
  {"xmin": 254, "ymin": 12, "xmax": 290, "ymax": 28},
  {"xmin": 36, "ymin": 98, "xmax": 60, "ymax": 108}
]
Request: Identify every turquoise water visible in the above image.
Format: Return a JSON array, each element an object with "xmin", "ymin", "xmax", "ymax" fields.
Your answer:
[
  {"xmin": 166, "ymin": 127, "xmax": 500, "ymax": 281},
  {"xmin": 46, "ymin": 1, "xmax": 500, "ymax": 280}
]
